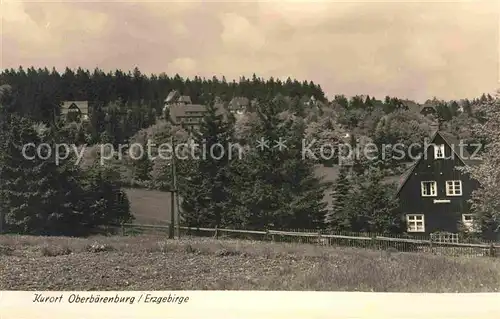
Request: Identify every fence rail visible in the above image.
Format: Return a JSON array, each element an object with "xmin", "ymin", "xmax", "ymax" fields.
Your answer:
[{"xmin": 111, "ymin": 223, "xmax": 500, "ymax": 258}]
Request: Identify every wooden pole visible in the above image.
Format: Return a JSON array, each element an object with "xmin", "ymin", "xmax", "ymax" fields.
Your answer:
[
  {"xmin": 0, "ymin": 207, "xmax": 4, "ymax": 234},
  {"xmin": 169, "ymin": 135, "xmax": 175, "ymax": 239},
  {"xmin": 175, "ymin": 193, "xmax": 181, "ymax": 239},
  {"xmin": 172, "ymin": 136, "xmax": 180, "ymax": 239}
]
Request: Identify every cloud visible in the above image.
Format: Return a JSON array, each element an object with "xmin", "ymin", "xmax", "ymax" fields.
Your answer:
[
  {"xmin": 220, "ymin": 12, "xmax": 266, "ymax": 52},
  {"xmin": 1, "ymin": 0, "xmax": 498, "ymax": 102},
  {"xmin": 2, "ymin": 1, "xmax": 108, "ymax": 55},
  {"xmin": 167, "ymin": 58, "xmax": 197, "ymax": 76}
]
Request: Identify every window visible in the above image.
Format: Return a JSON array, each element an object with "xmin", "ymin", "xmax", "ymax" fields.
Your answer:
[
  {"xmin": 446, "ymin": 180, "xmax": 462, "ymax": 196},
  {"xmin": 434, "ymin": 144, "xmax": 445, "ymax": 159},
  {"xmin": 462, "ymin": 214, "xmax": 477, "ymax": 232},
  {"xmin": 407, "ymin": 214, "xmax": 425, "ymax": 232},
  {"xmin": 421, "ymin": 181, "xmax": 437, "ymax": 197}
]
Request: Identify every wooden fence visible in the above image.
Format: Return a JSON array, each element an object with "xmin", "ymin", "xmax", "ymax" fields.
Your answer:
[{"xmin": 110, "ymin": 223, "xmax": 500, "ymax": 258}]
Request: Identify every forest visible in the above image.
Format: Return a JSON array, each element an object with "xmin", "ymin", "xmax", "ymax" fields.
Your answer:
[{"xmin": 0, "ymin": 67, "xmax": 499, "ymax": 239}]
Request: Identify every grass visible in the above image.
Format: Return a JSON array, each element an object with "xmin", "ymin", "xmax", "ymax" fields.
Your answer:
[
  {"xmin": 124, "ymin": 164, "xmax": 404, "ymax": 225},
  {"xmin": 1, "ymin": 234, "xmax": 499, "ymax": 292},
  {"xmin": 124, "ymin": 188, "xmax": 171, "ymax": 225}
]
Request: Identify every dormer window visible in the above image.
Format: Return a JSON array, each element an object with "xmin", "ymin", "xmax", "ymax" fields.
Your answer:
[{"xmin": 434, "ymin": 144, "xmax": 445, "ymax": 159}]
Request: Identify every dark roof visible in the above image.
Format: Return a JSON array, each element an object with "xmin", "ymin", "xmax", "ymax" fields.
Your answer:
[
  {"xmin": 168, "ymin": 103, "xmax": 226, "ymax": 123},
  {"xmin": 169, "ymin": 104, "xmax": 207, "ymax": 118},
  {"xmin": 400, "ymin": 100, "xmax": 437, "ymax": 114},
  {"xmin": 165, "ymin": 90, "xmax": 180, "ymax": 103},
  {"xmin": 229, "ymin": 97, "xmax": 250, "ymax": 108},
  {"xmin": 396, "ymin": 130, "xmax": 482, "ymax": 194},
  {"xmin": 178, "ymin": 96, "xmax": 192, "ymax": 104},
  {"xmin": 438, "ymin": 131, "xmax": 471, "ymax": 160},
  {"xmin": 420, "ymin": 104, "xmax": 437, "ymax": 112},
  {"xmin": 395, "ymin": 162, "xmax": 418, "ymax": 193},
  {"xmin": 400, "ymin": 100, "xmax": 421, "ymax": 113},
  {"xmin": 61, "ymin": 101, "xmax": 89, "ymax": 115}
]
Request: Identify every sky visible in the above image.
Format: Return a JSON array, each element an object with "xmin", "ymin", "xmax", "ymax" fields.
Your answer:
[{"xmin": 1, "ymin": 0, "xmax": 499, "ymax": 102}]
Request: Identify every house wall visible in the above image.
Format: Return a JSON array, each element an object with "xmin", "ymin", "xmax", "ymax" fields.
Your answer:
[{"xmin": 398, "ymin": 134, "xmax": 479, "ymax": 234}]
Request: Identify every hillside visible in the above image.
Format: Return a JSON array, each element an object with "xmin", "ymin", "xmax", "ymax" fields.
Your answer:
[
  {"xmin": 1, "ymin": 235, "xmax": 499, "ymax": 291},
  {"xmin": 124, "ymin": 188, "xmax": 171, "ymax": 225},
  {"xmin": 123, "ymin": 164, "xmax": 405, "ymax": 224}
]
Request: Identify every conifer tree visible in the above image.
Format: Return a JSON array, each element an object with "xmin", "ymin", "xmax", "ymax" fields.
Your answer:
[
  {"xmin": 132, "ymin": 139, "xmax": 153, "ymax": 182},
  {"xmin": 79, "ymin": 161, "xmax": 133, "ymax": 230},
  {"xmin": 324, "ymin": 166, "xmax": 351, "ymax": 231},
  {"xmin": 0, "ymin": 84, "xmax": 14, "ymax": 233},
  {"xmin": 230, "ymin": 100, "xmax": 328, "ymax": 230},
  {"xmin": 345, "ymin": 169, "xmax": 402, "ymax": 234},
  {"xmin": 179, "ymin": 102, "xmax": 236, "ymax": 228},
  {"xmin": 0, "ymin": 115, "xmax": 85, "ymax": 235}
]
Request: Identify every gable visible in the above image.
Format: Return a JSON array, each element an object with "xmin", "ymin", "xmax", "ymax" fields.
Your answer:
[
  {"xmin": 61, "ymin": 101, "xmax": 89, "ymax": 115},
  {"xmin": 396, "ymin": 131, "xmax": 481, "ymax": 195},
  {"xmin": 68, "ymin": 103, "xmax": 80, "ymax": 111},
  {"xmin": 420, "ymin": 106, "xmax": 436, "ymax": 113}
]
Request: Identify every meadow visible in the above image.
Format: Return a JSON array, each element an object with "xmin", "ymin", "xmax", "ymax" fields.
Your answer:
[{"xmin": 1, "ymin": 234, "xmax": 499, "ymax": 292}]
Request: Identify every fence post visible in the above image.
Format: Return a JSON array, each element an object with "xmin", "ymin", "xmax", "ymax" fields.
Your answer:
[
  {"xmin": 488, "ymin": 243, "xmax": 495, "ymax": 257},
  {"xmin": 317, "ymin": 232, "xmax": 322, "ymax": 245},
  {"xmin": 214, "ymin": 225, "xmax": 218, "ymax": 239},
  {"xmin": 429, "ymin": 237, "xmax": 433, "ymax": 253},
  {"xmin": 121, "ymin": 222, "xmax": 125, "ymax": 236}
]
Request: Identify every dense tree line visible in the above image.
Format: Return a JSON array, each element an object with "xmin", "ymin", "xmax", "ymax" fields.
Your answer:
[
  {"xmin": 0, "ymin": 67, "xmax": 324, "ymax": 121},
  {"xmin": 0, "ymin": 84, "xmax": 133, "ymax": 236}
]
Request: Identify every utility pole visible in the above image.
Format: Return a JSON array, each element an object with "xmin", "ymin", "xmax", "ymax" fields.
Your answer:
[
  {"xmin": 172, "ymin": 136, "xmax": 180, "ymax": 239},
  {"xmin": 0, "ymin": 207, "xmax": 4, "ymax": 234},
  {"xmin": 169, "ymin": 135, "xmax": 176, "ymax": 239},
  {"xmin": 175, "ymin": 180, "xmax": 181, "ymax": 239}
]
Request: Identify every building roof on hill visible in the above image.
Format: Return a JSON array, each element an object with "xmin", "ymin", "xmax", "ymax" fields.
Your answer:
[
  {"xmin": 169, "ymin": 104, "xmax": 207, "ymax": 118},
  {"xmin": 61, "ymin": 101, "xmax": 88, "ymax": 115},
  {"xmin": 169, "ymin": 103, "xmax": 226, "ymax": 120},
  {"xmin": 229, "ymin": 97, "xmax": 250, "ymax": 108},
  {"xmin": 400, "ymin": 100, "xmax": 421, "ymax": 113},
  {"xmin": 420, "ymin": 103, "xmax": 437, "ymax": 112},
  {"xmin": 165, "ymin": 90, "xmax": 180, "ymax": 103},
  {"xmin": 178, "ymin": 95, "xmax": 192, "ymax": 104}
]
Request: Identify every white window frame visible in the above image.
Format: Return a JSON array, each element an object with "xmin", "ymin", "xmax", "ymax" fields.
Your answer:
[
  {"xmin": 421, "ymin": 181, "xmax": 437, "ymax": 197},
  {"xmin": 434, "ymin": 144, "xmax": 445, "ymax": 159},
  {"xmin": 461, "ymin": 214, "xmax": 477, "ymax": 232},
  {"xmin": 446, "ymin": 180, "xmax": 462, "ymax": 196},
  {"xmin": 407, "ymin": 214, "xmax": 425, "ymax": 232}
]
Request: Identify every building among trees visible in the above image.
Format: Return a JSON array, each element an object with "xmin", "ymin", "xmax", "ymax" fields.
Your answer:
[
  {"xmin": 397, "ymin": 130, "xmax": 482, "ymax": 235},
  {"xmin": 60, "ymin": 101, "xmax": 89, "ymax": 122}
]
